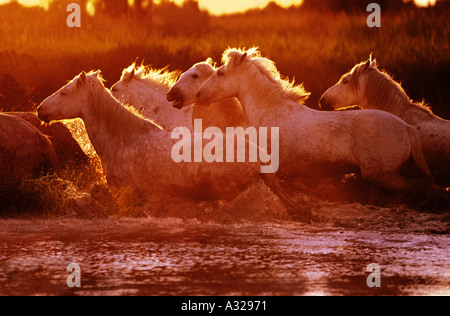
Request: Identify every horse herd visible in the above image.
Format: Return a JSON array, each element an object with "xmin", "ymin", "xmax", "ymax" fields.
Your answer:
[{"xmin": 1, "ymin": 47, "xmax": 449, "ymax": 219}]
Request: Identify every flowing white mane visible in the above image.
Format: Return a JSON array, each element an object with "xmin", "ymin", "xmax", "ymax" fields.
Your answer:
[
  {"xmin": 350, "ymin": 61, "xmax": 433, "ymax": 116},
  {"xmin": 192, "ymin": 58, "xmax": 217, "ymax": 77},
  {"xmin": 222, "ymin": 48, "xmax": 310, "ymax": 104},
  {"xmin": 120, "ymin": 62, "xmax": 180, "ymax": 91}
]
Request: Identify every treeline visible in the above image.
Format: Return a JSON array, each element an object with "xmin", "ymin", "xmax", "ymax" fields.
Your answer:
[
  {"xmin": 93, "ymin": 0, "xmax": 450, "ymax": 16},
  {"xmin": 301, "ymin": 0, "xmax": 450, "ymax": 11}
]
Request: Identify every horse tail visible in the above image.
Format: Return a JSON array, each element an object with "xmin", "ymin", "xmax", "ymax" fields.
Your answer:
[
  {"xmin": 407, "ymin": 125, "xmax": 433, "ymax": 181},
  {"xmin": 261, "ymin": 173, "xmax": 314, "ymax": 223},
  {"xmin": 39, "ymin": 135, "xmax": 61, "ymax": 172}
]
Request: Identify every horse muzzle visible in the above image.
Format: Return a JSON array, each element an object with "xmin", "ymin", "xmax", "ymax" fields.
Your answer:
[
  {"xmin": 319, "ymin": 96, "xmax": 334, "ymax": 111},
  {"xmin": 167, "ymin": 88, "xmax": 184, "ymax": 109},
  {"xmin": 37, "ymin": 107, "xmax": 51, "ymax": 123}
]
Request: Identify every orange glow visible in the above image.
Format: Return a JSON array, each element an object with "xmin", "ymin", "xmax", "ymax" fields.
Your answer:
[
  {"xmin": 413, "ymin": 0, "xmax": 437, "ymax": 6},
  {"xmin": 0, "ymin": 0, "xmax": 50, "ymax": 9},
  {"xmin": 86, "ymin": 0, "xmax": 95, "ymax": 17},
  {"xmin": 0, "ymin": 0, "xmax": 440, "ymax": 14},
  {"xmin": 197, "ymin": 0, "xmax": 303, "ymax": 15}
]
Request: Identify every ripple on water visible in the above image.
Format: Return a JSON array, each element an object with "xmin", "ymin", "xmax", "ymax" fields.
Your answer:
[{"xmin": 0, "ymin": 206, "xmax": 448, "ymax": 296}]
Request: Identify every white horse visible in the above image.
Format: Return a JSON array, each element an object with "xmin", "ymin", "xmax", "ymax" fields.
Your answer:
[
  {"xmin": 37, "ymin": 71, "xmax": 309, "ymax": 219},
  {"xmin": 112, "ymin": 62, "xmax": 246, "ymax": 131},
  {"xmin": 167, "ymin": 59, "xmax": 247, "ymax": 129},
  {"xmin": 196, "ymin": 48, "xmax": 433, "ymax": 192},
  {"xmin": 320, "ymin": 58, "xmax": 450, "ymax": 184},
  {"xmin": 111, "ymin": 64, "xmax": 193, "ymax": 132}
]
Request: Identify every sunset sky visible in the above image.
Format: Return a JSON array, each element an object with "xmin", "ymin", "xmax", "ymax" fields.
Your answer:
[{"xmin": 0, "ymin": 0, "xmax": 439, "ymax": 15}]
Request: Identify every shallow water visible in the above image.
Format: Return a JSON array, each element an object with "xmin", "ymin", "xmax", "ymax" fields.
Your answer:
[{"xmin": 0, "ymin": 206, "xmax": 448, "ymax": 296}]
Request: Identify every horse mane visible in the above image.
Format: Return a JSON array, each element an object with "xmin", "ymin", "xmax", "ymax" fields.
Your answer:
[
  {"xmin": 120, "ymin": 62, "xmax": 180, "ymax": 91},
  {"xmin": 351, "ymin": 61, "xmax": 434, "ymax": 117},
  {"xmin": 84, "ymin": 72, "xmax": 162, "ymax": 140},
  {"xmin": 223, "ymin": 48, "xmax": 310, "ymax": 104},
  {"xmin": 192, "ymin": 58, "xmax": 216, "ymax": 77}
]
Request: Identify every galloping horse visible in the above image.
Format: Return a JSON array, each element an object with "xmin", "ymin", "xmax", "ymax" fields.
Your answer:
[
  {"xmin": 320, "ymin": 57, "xmax": 450, "ymax": 184},
  {"xmin": 196, "ymin": 48, "xmax": 432, "ymax": 192},
  {"xmin": 111, "ymin": 64, "xmax": 192, "ymax": 132},
  {"xmin": 37, "ymin": 71, "xmax": 310, "ymax": 220},
  {"xmin": 112, "ymin": 62, "xmax": 245, "ymax": 131},
  {"xmin": 167, "ymin": 59, "xmax": 246, "ymax": 129}
]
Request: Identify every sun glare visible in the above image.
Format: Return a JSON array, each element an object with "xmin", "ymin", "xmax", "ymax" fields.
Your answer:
[
  {"xmin": 0, "ymin": 0, "xmax": 50, "ymax": 9},
  {"xmin": 196, "ymin": 0, "xmax": 304, "ymax": 15},
  {"xmin": 414, "ymin": 0, "xmax": 437, "ymax": 6},
  {"xmin": 86, "ymin": 0, "xmax": 95, "ymax": 17}
]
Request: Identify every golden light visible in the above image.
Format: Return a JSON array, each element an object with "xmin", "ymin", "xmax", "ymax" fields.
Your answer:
[
  {"xmin": 413, "ymin": 0, "xmax": 437, "ymax": 6},
  {"xmin": 197, "ymin": 0, "xmax": 303, "ymax": 15},
  {"xmin": 0, "ymin": 0, "xmax": 50, "ymax": 9},
  {"xmin": 86, "ymin": 0, "xmax": 95, "ymax": 17}
]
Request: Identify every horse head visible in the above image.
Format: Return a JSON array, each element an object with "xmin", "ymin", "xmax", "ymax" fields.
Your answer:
[
  {"xmin": 320, "ymin": 57, "xmax": 377, "ymax": 111},
  {"xmin": 38, "ymin": 71, "xmax": 101, "ymax": 123}
]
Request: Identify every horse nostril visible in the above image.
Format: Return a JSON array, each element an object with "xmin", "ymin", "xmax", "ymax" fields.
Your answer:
[
  {"xmin": 37, "ymin": 107, "xmax": 49, "ymax": 122},
  {"xmin": 319, "ymin": 97, "xmax": 332, "ymax": 111},
  {"xmin": 196, "ymin": 91, "xmax": 201, "ymax": 99},
  {"xmin": 167, "ymin": 88, "xmax": 180, "ymax": 102}
]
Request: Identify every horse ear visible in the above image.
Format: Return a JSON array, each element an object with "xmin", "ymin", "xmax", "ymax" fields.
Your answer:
[
  {"xmin": 370, "ymin": 59, "xmax": 377, "ymax": 68},
  {"xmin": 237, "ymin": 53, "xmax": 248, "ymax": 66},
  {"xmin": 77, "ymin": 71, "xmax": 86, "ymax": 87},
  {"xmin": 363, "ymin": 60, "xmax": 371, "ymax": 72}
]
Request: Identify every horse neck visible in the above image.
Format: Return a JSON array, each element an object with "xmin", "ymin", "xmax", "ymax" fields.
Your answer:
[
  {"xmin": 238, "ymin": 69, "xmax": 301, "ymax": 126},
  {"xmin": 364, "ymin": 88, "xmax": 436, "ymax": 124},
  {"xmin": 196, "ymin": 98, "xmax": 244, "ymax": 127},
  {"xmin": 362, "ymin": 71, "xmax": 434, "ymax": 123},
  {"xmin": 82, "ymin": 86, "xmax": 152, "ymax": 157}
]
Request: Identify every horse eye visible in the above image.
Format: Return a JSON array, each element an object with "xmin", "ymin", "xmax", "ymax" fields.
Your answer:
[
  {"xmin": 342, "ymin": 78, "xmax": 349, "ymax": 84},
  {"xmin": 191, "ymin": 74, "xmax": 199, "ymax": 79},
  {"xmin": 60, "ymin": 91, "xmax": 66, "ymax": 96}
]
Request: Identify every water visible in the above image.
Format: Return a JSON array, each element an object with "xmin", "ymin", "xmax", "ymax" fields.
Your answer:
[{"xmin": 0, "ymin": 205, "xmax": 448, "ymax": 296}]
